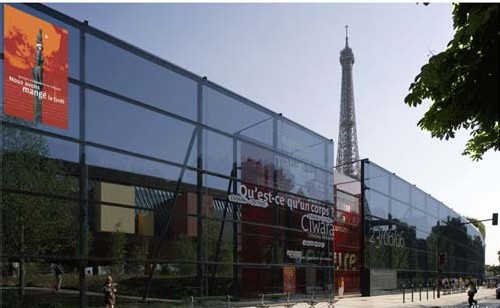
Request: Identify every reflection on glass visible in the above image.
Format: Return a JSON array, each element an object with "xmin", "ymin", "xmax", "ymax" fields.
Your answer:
[
  {"xmin": 86, "ymin": 90, "xmax": 197, "ymax": 166},
  {"xmin": 203, "ymin": 86, "xmax": 273, "ymax": 145},
  {"xmin": 86, "ymin": 35, "xmax": 197, "ymax": 120}
]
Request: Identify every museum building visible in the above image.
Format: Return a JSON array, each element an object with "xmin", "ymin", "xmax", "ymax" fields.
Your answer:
[{"xmin": 0, "ymin": 4, "xmax": 484, "ymax": 306}]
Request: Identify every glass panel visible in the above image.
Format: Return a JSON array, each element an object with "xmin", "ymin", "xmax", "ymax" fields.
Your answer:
[
  {"xmin": 203, "ymin": 86, "xmax": 274, "ymax": 145},
  {"xmin": 145, "ymin": 263, "xmax": 199, "ymax": 299},
  {"xmin": 277, "ymin": 119, "xmax": 326, "ymax": 167},
  {"xmin": 88, "ymin": 180, "xmax": 198, "ymax": 291},
  {"xmin": 426, "ymin": 196, "xmax": 438, "ymax": 218},
  {"xmin": 204, "ymin": 174, "xmax": 231, "ymax": 192},
  {"xmin": 2, "ymin": 126, "xmax": 79, "ymax": 163},
  {"xmin": 390, "ymin": 176, "xmax": 410, "ymax": 203},
  {"xmin": 87, "ymin": 145, "xmax": 196, "ymax": 185},
  {"xmin": 204, "ymin": 130, "xmax": 234, "ymax": 176},
  {"xmin": 275, "ymin": 152, "xmax": 332, "ymax": 202},
  {"xmin": 391, "ymin": 199, "xmax": 411, "ymax": 223},
  {"xmin": 365, "ymin": 162, "xmax": 389, "ymax": 195},
  {"xmin": 449, "ymin": 210, "xmax": 460, "ymax": 221},
  {"xmin": 411, "ymin": 209, "xmax": 429, "ymax": 234},
  {"xmin": 240, "ymin": 141, "xmax": 274, "ymax": 190},
  {"xmin": 7, "ymin": 4, "xmax": 80, "ymax": 78},
  {"xmin": 438, "ymin": 203, "xmax": 449, "ymax": 221},
  {"xmin": 366, "ymin": 190, "xmax": 390, "ymax": 220},
  {"xmin": 391, "ymin": 246, "xmax": 410, "ymax": 270},
  {"xmin": 86, "ymin": 90, "xmax": 197, "ymax": 166},
  {"xmin": 411, "ymin": 186, "xmax": 426, "ymax": 212},
  {"xmin": 203, "ymin": 215, "xmax": 235, "ymax": 279},
  {"xmin": 2, "ymin": 194, "xmax": 79, "ymax": 258},
  {"xmin": 326, "ymin": 142, "xmax": 334, "ymax": 169},
  {"xmin": 426, "ymin": 214, "xmax": 439, "ymax": 232},
  {"xmin": 86, "ymin": 35, "xmax": 197, "ymax": 120}
]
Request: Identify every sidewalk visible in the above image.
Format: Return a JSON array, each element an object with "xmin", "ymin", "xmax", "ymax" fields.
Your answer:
[{"xmin": 246, "ymin": 288, "xmax": 497, "ymax": 308}]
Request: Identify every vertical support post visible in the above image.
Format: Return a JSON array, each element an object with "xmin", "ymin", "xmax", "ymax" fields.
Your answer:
[
  {"xmin": 436, "ymin": 221, "xmax": 441, "ymax": 298},
  {"xmin": 411, "ymin": 284, "xmax": 414, "ymax": 302},
  {"xmin": 196, "ymin": 81, "xmax": 204, "ymax": 296},
  {"xmin": 419, "ymin": 283, "xmax": 422, "ymax": 301},
  {"xmin": 232, "ymin": 139, "xmax": 239, "ymax": 298},
  {"xmin": 360, "ymin": 159, "xmax": 369, "ymax": 296},
  {"xmin": 78, "ymin": 21, "xmax": 88, "ymax": 308},
  {"xmin": 402, "ymin": 284, "xmax": 405, "ymax": 303},
  {"xmin": 272, "ymin": 116, "xmax": 279, "ymax": 293},
  {"xmin": 325, "ymin": 141, "xmax": 333, "ymax": 293}
]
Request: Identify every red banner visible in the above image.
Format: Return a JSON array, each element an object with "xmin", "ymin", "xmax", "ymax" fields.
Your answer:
[{"xmin": 4, "ymin": 5, "xmax": 68, "ymax": 129}]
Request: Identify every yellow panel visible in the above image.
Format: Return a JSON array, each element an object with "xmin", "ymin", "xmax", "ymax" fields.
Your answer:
[
  {"xmin": 138, "ymin": 212, "xmax": 154, "ymax": 236},
  {"xmin": 97, "ymin": 182, "xmax": 135, "ymax": 234}
]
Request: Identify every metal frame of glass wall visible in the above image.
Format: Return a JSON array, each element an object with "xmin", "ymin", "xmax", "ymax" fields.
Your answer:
[
  {"xmin": 361, "ymin": 159, "xmax": 485, "ymax": 295},
  {"xmin": 1, "ymin": 4, "xmax": 335, "ymax": 307}
]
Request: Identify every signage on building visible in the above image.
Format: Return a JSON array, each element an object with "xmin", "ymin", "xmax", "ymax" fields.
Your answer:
[{"xmin": 3, "ymin": 5, "xmax": 68, "ymax": 129}]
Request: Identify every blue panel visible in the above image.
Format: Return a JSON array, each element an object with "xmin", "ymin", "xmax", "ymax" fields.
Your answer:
[
  {"xmin": 86, "ymin": 34, "xmax": 197, "ymax": 121},
  {"xmin": 390, "ymin": 176, "xmax": 410, "ymax": 203},
  {"xmin": 203, "ymin": 86, "xmax": 273, "ymax": 146},
  {"xmin": 86, "ymin": 89, "xmax": 197, "ymax": 167},
  {"xmin": 277, "ymin": 119, "xmax": 327, "ymax": 168},
  {"xmin": 366, "ymin": 190, "xmax": 390, "ymax": 219},
  {"xmin": 365, "ymin": 162, "xmax": 390, "ymax": 195}
]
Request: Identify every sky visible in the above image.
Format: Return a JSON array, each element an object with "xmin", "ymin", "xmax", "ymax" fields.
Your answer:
[{"xmin": 48, "ymin": 3, "xmax": 500, "ymax": 266}]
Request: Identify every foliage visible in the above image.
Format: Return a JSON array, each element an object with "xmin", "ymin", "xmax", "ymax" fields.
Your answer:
[
  {"xmin": 2, "ymin": 127, "xmax": 79, "ymax": 257},
  {"xmin": 465, "ymin": 216, "xmax": 486, "ymax": 238},
  {"xmin": 168, "ymin": 234, "xmax": 196, "ymax": 275},
  {"xmin": 125, "ymin": 236, "xmax": 150, "ymax": 274},
  {"xmin": 405, "ymin": 4, "xmax": 499, "ymax": 160},
  {"xmin": 485, "ymin": 264, "xmax": 500, "ymax": 276},
  {"xmin": 110, "ymin": 223, "xmax": 127, "ymax": 274},
  {"xmin": 2, "ymin": 123, "xmax": 79, "ymax": 295}
]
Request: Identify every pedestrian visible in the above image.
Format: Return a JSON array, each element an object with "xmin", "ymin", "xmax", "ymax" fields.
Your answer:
[
  {"xmin": 338, "ymin": 276, "xmax": 345, "ymax": 298},
  {"xmin": 51, "ymin": 262, "xmax": 64, "ymax": 291},
  {"xmin": 467, "ymin": 280, "xmax": 478, "ymax": 308},
  {"xmin": 103, "ymin": 275, "xmax": 117, "ymax": 308}
]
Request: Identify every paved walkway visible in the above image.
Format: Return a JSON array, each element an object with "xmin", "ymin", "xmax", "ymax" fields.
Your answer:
[
  {"xmin": 242, "ymin": 288, "xmax": 498, "ymax": 308},
  {"xmin": 3, "ymin": 286, "xmax": 498, "ymax": 307}
]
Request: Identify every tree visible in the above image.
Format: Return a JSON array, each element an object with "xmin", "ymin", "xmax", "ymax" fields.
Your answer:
[
  {"xmin": 126, "ymin": 236, "xmax": 150, "ymax": 274},
  {"xmin": 485, "ymin": 264, "xmax": 500, "ymax": 276},
  {"xmin": 465, "ymin": 216, "xmax": 486, "ymax": 238},
  {"xmin": 405, "ymin": 4, "xmax": 499, "ymax": 160},
  {"xmin": 2, "ymin": 123, "xmax": 78, "ymax": 295},
  {"xmin": 109, "ymin": 223, "xmax": 127, "ymax": 274}
]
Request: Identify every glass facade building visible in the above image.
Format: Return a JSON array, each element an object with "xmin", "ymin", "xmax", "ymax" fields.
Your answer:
[
  {"xmin": 362, "ymin": 160, "xmax": 485, "ymax": 295},
  {"xmin": 0, "ymin": 4, "xmax": 485, "ymax": 307},
  {"xmin": 1, "ymin": 3, "xmax": 336, "ymax": 305}
]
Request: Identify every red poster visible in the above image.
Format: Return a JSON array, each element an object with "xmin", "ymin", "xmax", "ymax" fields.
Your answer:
[
  {"xmin": 283, "ymin": 266, "xmax": 296, "ymax": 294},
  {"xmin": 4, "ymin": 5, "xmax": 68, "ymax": 129}
]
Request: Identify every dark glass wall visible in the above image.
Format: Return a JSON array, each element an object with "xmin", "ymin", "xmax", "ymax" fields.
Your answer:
[
  {"xmin": 1, "ymin": 4, "xmax": 334, "ymax": 305},
  {"xmin": 362, "ymin": 160, "xmax": 485, "ymax": 294}
]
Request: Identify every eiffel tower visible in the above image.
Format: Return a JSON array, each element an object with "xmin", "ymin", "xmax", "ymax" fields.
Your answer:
[{"xmin": 336, "ymin": 26, "xmax": 360, "ymax": 179}]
